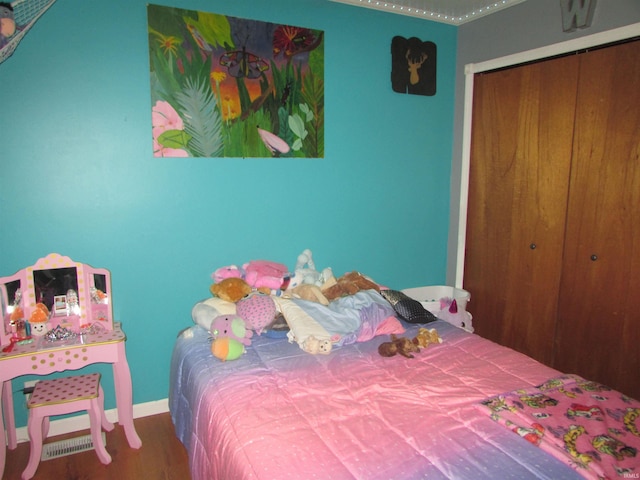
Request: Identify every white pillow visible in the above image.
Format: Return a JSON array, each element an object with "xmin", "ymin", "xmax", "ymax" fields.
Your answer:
[{"xmin": 191, "ymin": 297, "xmax": 237, "ymax": 331}]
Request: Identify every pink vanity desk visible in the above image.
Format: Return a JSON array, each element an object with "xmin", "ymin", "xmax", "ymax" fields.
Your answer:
[{"xmin": 0, "ymin": 254, "xmax": 142, "ymax": 477}]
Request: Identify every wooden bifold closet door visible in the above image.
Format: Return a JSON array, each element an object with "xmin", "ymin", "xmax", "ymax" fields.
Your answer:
[{"xmin": 464, "ymin": 39, "xmax": 640, "ymax": 400}]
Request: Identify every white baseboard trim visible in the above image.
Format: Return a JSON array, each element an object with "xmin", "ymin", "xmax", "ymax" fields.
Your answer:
[{"xmin": 14, "ymin": 398, "xmax": 169, "ymax": 444}]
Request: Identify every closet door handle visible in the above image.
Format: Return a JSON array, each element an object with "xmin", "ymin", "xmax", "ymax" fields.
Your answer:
[
  {"xmin": 530, "ymin": 243, "xmax": 537, "ymax": 250},
  {"xmin": 590, "ymin": 254, "xmax": 598, "ymax": 261}
]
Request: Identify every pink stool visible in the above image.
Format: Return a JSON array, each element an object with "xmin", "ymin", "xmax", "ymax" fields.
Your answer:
[{"xmin": 22, "ymin": 373, "xmax": 114, "ymax": 480}]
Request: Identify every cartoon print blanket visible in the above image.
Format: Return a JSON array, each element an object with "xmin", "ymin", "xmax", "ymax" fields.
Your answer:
[{"xmin": 476, "ymin": 374, "xmax": 640, "ymax": 479}]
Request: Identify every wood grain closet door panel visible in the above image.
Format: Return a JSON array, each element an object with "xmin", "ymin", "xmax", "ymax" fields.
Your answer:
[
  {"xmin": 464, "ymin": 55, "xmax": 579, "ymax": 364},
  {"xmin": 554, "ymin": 40, "xmax": 640, "ymax": 400}
]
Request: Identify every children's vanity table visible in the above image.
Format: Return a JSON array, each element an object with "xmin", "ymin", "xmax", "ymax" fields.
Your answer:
[{"xmin": 0, "ymin": 253, "xmax": 141, "ymax": 476}]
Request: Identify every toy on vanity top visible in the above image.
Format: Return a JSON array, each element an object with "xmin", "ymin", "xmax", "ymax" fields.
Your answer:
[
  {"xmin": 0, "ymin": 2, "xmax": 15, "ymax": 48},
  {"xmin": 377, "ymin": 334, "xmax": 420, "ymax": 359},
  {"xmin": 236, "ymin": 293, "xmax": 276, "ymax": 335},
  {"xmin": 243, "ymin": 260, "xmax": 289, "ymax": 293},
  {"xmin": 288, "ymin": 249, "xmax": 334, "ymax": 289},
  {"xmin": 437, "ymin": 298, "xmax": 474, "ymax": 333},
  {"xmin": 412, "ymin": 327, "xmax": 442, "ymax": 349},
  {"xmin": 210, "ymin": 314, "xmax": 252, "ymax": 346},
  {"xmin": 210, "ymin": 277, "xmax": 252, "ymax": 303},
  {"xmin": 302, "ymin": 335, "xmax": 332, "ymax": 355},
  {"xmin": 28, "ymin": 303, "xmax": 50, "ymax": 337},
  {"xmin": 211, "ymin": 336, "xmax": 245, "ymax": 361}
]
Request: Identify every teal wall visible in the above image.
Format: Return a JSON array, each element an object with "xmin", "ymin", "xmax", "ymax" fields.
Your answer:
[{"xmin": 0, "ymin": 0, "xmax": 456, "ymax": 427}]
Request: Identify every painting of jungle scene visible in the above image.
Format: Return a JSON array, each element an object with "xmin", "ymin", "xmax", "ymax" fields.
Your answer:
[{"xmin": 147, "ymin": 4, "xmax": 324, "ymax": 158}]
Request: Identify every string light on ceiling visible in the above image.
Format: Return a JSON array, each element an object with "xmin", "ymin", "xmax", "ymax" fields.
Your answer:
[{"xmin": 328, "ymin": 0, "xmax": 526, "ymax": 25}]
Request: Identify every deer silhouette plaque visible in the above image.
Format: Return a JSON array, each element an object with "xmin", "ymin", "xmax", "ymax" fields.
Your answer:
[{"xmin": 391, "ymin": 36, "xmax": 436, "ymax": 96}]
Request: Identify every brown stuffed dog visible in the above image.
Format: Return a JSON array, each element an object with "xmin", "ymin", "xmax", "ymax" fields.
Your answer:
[
  {"xmin": 322, "ymin": 271, "xmax": 380, "ymax": 301},
  {"xmin": 378, "ymin": 334, "xmax": 421, "ymax": 359}
]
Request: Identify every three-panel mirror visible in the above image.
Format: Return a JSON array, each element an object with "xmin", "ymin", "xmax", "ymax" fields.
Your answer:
[{"xmin": 0, "ymin": 253, "xmax": 113, "ymax": 346}]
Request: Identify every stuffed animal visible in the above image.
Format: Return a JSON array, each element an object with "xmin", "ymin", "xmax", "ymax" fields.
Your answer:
[
  {"xmin": 212, "ymin": 265, "xmax": 243, "ymax": 283},
  {"xmin": 210, "ymin": 277, "xmax": 252, "ymax": 303},
  {"xmin": 283, "ymin": 284, "xmax": 330, "ymax": 305},
  {"xmin": 378, "ymin": 334, "xmax": 420, "ymax": 359},
  {"xmin": 191, "ymin": 297, "xmax": 237, "ymax": 331},
  {"xmin": 210, "ymin": 314, "xmax": 253, "ymax": 346},
  {"xmin": 236, "ymin": 293, "xmax": 276, "ymax": 334},
  {"xmin": 437, "ymin": 298, "xmax": 474, "ymax": 333},
  {"xmin": 211, "ymin": 336, "xmax": 245, "ymax": 361},
  {"xmin": 412, "ymin": 327, "xmax": 442, "ymax": 349},
  {"xmin": 0, "ymin": 2, "xmax": 15, "ymax": 48},
  {"xmin": 288, "ymin": 249, "xmax": 334, "ymax": 289},
  {"xmin": 243, "ymin": 260, "xmax": 289, "ymax": 293},
  {"xmin": 322, "ymin": 271, "xmax": 380, "ymax": 301},
  {"xmin": 302, "ymin": 335, "xmax": 332, "ymax": 355}
]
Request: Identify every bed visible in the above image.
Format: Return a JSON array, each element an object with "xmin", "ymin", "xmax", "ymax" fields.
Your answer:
[{"xmin": 169, "ymin": 289, "xmax": 640, "ymax": 480}]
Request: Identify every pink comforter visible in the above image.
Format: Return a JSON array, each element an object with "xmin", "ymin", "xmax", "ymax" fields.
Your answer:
[{"xmin": 170, "ymin": 320, "xmax": 584, "ymax": 479}]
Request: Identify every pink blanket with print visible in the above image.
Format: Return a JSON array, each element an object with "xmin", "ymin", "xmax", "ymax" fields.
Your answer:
[{"xmin": 477, "ymin": 374, "xmax": 640, "ymax": 479}]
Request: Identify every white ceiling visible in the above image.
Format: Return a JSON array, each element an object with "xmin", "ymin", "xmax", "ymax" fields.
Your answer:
[{"xmin": 329, "ymin": 0, "xmax": 527, "ymax": 25}]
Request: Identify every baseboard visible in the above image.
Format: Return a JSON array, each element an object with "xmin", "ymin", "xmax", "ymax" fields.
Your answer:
[{"xmin": 14, "ymin": 398, "xmax": 170, "ymax": 444}]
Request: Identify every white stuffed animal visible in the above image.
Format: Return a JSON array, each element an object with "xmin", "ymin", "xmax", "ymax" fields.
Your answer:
[
  {"xmin": 437, "ymin": 298, "xmax": 474, "ymax": 333},
  {"xmin": 289, "ymin": 249, "xmax": 334, "ymax": 289}
]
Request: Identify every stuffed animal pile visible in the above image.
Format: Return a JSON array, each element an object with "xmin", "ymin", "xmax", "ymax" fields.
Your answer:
[
  {"xmin": 206, "ymin": 250, "xmax": 338, "ymax": 360},
  {"xmin": 202, "ymin": 249, "xmax": 445, "ymax": 361}
]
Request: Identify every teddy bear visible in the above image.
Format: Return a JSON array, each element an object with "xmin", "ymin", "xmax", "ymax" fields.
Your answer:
[
  {"xmin": 302, "ymin": 335, "xmax": 332, "ymax": 355},
  {"xmin": 378, "ymin": 334, "xmax": 421, "ymax": 358},
  {"xmin": 210, "ymin": 314, "xmax": 253, "ymax": 345},
  {"xmin": 210, "ymin": 277, "xmax": 252, "ymax": 303},
  {"xmin": 412, "ymin": 327, "xmax": 442, "ymax": 349},
  {"xmin": 322, "ymin": 271, "xmax": 380, "ymax": 301}
]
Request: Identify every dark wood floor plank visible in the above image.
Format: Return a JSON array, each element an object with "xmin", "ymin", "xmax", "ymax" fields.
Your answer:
[{"xmin": 2, "ymin": 413, "xmax": 190, "ymax": 480}]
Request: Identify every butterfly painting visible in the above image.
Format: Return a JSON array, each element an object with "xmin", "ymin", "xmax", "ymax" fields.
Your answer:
[
  {"xmin": 220, "ymin": 47, "xmax": 269, "ymax": 79},
  {"xmin": 147, "ymin": 5, "xmax": 324, "ymax": 158}
]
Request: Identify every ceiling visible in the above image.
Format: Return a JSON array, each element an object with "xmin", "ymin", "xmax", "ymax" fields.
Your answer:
[{"xmin": 329, "ymin": 0, "xmax": 527, "ymax": 25}]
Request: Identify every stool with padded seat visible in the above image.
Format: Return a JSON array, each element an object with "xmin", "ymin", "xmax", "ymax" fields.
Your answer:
[{"xmin": 22, "ymin": 372, "xmax": 114, "ymax": 480}]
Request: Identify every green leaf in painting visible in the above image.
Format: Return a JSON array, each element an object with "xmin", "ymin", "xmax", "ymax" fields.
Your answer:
[
  {"xmin": 183, "ymin": 12, "xmax": 233, "ymax": 50},
  {"xmin": 288, "ymin": 113, "xmax": 307, "ymax": 140},
  {"xmin": 175, "ymin": 77, "xmax": 224, "ymax": 157},
  {"xmin": 158, "ymin": 129, "xmax": 192, "ymax": 149}
]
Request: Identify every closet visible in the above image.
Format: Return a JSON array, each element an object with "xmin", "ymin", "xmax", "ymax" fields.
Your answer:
[{"xmin": 463, "ymin": 39, "xmax": 640, "ymax": 401}]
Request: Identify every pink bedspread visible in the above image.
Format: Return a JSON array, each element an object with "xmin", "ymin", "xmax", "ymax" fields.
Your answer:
[{"xmin": 170, "ymin": 320, "xmax": 584, "ymax": 479}]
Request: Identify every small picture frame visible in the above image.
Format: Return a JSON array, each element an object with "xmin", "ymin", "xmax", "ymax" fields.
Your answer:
[{"xmin": 53, "ymin": 295, "xmax": 67, "ymax": 316}]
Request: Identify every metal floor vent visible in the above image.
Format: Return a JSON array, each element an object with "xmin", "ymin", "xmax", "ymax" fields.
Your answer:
[{"xmin": 41, "ymin": 432, "xmax": 106, "ymax": 461}]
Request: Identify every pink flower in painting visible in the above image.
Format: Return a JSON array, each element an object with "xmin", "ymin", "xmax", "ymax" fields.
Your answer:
[{"xmin": 152, "ymin": 100, "xmax": 189, "ymax": 157}]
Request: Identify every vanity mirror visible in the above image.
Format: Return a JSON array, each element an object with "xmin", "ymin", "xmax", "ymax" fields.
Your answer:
[{"xmin": 0, "ymin": 253, "xmax": 114, "ymax": 347}]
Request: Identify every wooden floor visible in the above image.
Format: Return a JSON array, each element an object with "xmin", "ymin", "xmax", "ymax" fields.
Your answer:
[{"xmin": 2, "ymin": 413, "xmax": 190, "ymax": 480}]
